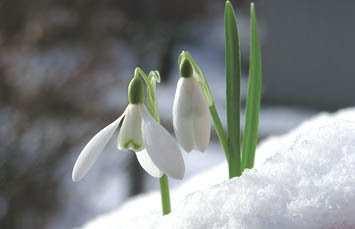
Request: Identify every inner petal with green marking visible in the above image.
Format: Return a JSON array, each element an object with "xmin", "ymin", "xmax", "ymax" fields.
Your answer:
[
  {"xmin": 123, "ymin": 139, "xmax": 144, "ymax": 151},
  {"xmin": 117, "ymin": 104, "xmax": 144, "ymax": 152}
]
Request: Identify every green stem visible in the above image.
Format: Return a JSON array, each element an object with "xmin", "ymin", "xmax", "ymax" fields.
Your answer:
[
  {"xmin": 209, "ymin": 105, "xmax": 229, "ymax": 163},
  {"xmin": 159, "ymin": 175, "xmax": 171, "ymax": 215},
  {"xmin": 210, "ymin": 105, "xmax": 240, "ymax": 178},
  {"xmin": 225, "ymin": 0, "xmax": 242, "ymax": 178},
  {"xmin": 134, "ymin": 68, "xmax": 172, "ymax": 215}
]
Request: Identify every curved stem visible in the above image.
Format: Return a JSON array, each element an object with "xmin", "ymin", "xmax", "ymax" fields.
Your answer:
[
  {"xmin": 135, "ymin": 67, "xmax": 172, "ymax": 215},
  {"xmin": 209, "ymin": 105, "xmax": 229, "ymax": 163}
]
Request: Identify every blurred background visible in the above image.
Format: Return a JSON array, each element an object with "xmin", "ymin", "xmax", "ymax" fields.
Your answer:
[{"xmin": 1, "ymin": 0, "xmax": 355, "ymax": 228}]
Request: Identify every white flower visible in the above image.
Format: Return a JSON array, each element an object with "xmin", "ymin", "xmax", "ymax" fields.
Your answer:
[
  {"xmin": 72, "ymin": 104, "xmax": 185, "ymax": 182},
  {"xmin": 173, "ymin": 60, "xmax": 211, "ymax": 152}
]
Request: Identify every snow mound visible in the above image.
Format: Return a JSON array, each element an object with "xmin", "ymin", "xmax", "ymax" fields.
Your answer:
[{"xmin": 81, "ymin": 108, "xmax": 355, "ymax": 229}]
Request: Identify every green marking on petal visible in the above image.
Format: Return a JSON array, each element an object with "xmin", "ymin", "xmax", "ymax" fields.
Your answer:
[{"xmin": 123, "ymin": 140, "xmax": 143, "ymax": 151}]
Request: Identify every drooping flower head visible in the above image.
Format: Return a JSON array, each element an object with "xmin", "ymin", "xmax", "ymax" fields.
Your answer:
[
  {"xmin": 173, "ymin": 58, "xmax": 211, "ymax": 152},
  {"xmin": 72, "ymin": 72, "xmax": 185, "ymax": 182}
]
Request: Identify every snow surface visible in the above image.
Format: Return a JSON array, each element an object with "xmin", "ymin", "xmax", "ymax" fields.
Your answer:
[{"xmin": 79, "ymin": 108, "xmax": 355, "ymax": 229}]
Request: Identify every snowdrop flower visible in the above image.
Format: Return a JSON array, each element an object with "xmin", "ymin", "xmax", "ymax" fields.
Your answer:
[
  {"xmin": 72, "ymin": 76, "xmax": 185, "ymax": 182},
  {"xmin": 173, "ymin": 59, "xmax": 211, "ymax": 152}
]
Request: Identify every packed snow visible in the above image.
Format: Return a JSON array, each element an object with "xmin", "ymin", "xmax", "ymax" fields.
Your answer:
[{"xmin": 79, "ymin": 108, "xmax": 355, "ymax": 229}]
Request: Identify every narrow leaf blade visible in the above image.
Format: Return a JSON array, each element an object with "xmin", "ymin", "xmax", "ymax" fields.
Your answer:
[
  {"xmin": 242, "ymin": 3, "xmax": 262, "ymax": 169},
  {"xmin": 225, "ymin": 0, "xmax": 242, "ymax": 177}
]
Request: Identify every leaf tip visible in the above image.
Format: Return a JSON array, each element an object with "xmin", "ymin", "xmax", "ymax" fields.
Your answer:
[
  {"xmin": 250, "ymin": 2, "xmax": 256, "ymax": 15},
  {"xmin": 225, "ymin": 0, "xmax": 233, "ymax": 11}
]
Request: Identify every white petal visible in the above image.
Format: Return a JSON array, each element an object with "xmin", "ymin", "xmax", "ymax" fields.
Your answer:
[
  {"xmin": 190, "ymin": 78, "xmax": 211, "ymax": 152},
  {"xmin": 142, "ymin": 108, "xmax": 185, "ymax": 179},
  {"xmin": 173, "ymin": 77, "xmax": 211, "ymax": 152},
  {"xmin": 173, "ymin": 78, "xmax": 195, "ymax": 152},
  {"xmin": 72, "ymin": 113, "xmax": 125, "ymax": 182},
  {"xmin": 136, "ymin": 150, "xmax": 163, "ymax": 178},
  {"xmin": 117, "ymin": 104, "xmax": 144, "ymax": 151},
  {"xmin": 192, "ymin": 111, "xmax": 211, "ymax": 152}
]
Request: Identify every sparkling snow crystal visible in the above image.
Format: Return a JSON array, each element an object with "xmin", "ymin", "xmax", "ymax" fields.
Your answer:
[{"xmin": 81, "ymin": 108, "xmax": 355, "ymax": 229}]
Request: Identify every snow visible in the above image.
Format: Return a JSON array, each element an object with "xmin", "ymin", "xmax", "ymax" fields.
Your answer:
[{"xmin": 79, "ymin": 108, "xmax": 355, "ymax": 229}]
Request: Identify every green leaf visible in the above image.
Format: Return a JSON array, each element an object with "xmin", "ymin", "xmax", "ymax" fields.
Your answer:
[
  {"xmin": 242, "ymin": 3, "xmax": 262, "ymax": 169},
  {"xmin": 225, "ymin": 0, "xmax": 242, "ymax": 178}
]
